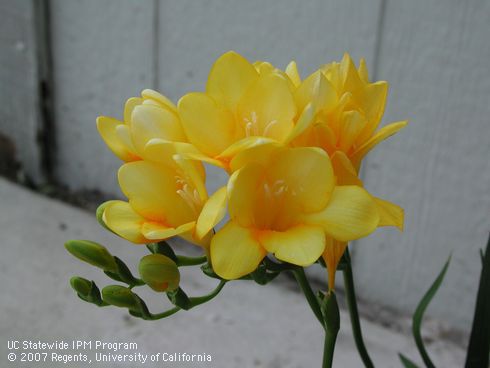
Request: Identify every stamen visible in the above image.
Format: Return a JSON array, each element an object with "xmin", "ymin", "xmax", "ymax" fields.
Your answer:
[
  {"xmin": 175, "ymin": 176, "xmax": 201, "ymax": 214},
  {"xmin": 263, "ymin": 120, "xmax": 278, "ymax": 137},
  {"xmin": 244, "ymin": 111, "xmax": 259, "ymax": 137}
]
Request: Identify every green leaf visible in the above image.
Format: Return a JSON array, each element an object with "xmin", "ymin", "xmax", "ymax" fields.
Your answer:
[
  {"xmin": 412, "ymin": 256, "xmax": 451, "ymax": 368},
  {"xmin": 465, "ymin": 235, "xmax": 490, "ymax": 368},
  {"xmin": 398, "ymin": 353, "xmax": 420, "ymax": 368}
]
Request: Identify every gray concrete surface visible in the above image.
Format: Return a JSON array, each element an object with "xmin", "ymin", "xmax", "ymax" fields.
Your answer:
[{"xmin": 0, "ymin": 178, "xmax": 465, "ymax": 367}]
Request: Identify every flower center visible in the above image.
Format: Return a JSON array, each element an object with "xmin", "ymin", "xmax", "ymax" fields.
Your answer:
[
  {"xmin": 243, "ymin": 111, "xmax": 278, "ymax": 138},
  {"xmin": 263, "ymin": 179, "xmax": 297, "ymax": 200},
  {"xmin": 175, "ymin": 176, "xmax": 201, "ymax": 215}
]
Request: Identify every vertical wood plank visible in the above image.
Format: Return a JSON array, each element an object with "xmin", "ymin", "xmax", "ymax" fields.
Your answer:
[
  {"xmin": 157, "ymin": 0, "xmax": 382, "ymax": 101},
  {"xmin": 50, "ymin": 0, "xmax": 156, "ymax": 192},
  {"xmin": 353, "ymin": 0, "xmax": 490, "ymax": 332},
  {"xmin": 0, "ymin": 0, "xmax": 44, "ymax": 183}
]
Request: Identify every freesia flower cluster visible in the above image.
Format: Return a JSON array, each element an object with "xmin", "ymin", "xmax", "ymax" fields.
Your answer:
[{"xmin": 96, "ymin": 51, "xmax": 406, "ymax": 289}]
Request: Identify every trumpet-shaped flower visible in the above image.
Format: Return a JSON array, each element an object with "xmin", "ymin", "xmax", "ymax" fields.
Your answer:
[
  {"xmin": 101, "ymin": 150, "xmax": 223, "ymax": 249},
  {"xmin": 96, "ymin": 89, "xmax": 187, "ymax": 162},
  {"xmin": 176, "ymin": 51, "xmax": 314, "ymax": 171},
  {"xmin": 209, "ymin": 147, "xmax": 386, "ymax": 280},
  {"xmin": 291, "ymin": 53, "xmax": 407, "ymax": 172}
]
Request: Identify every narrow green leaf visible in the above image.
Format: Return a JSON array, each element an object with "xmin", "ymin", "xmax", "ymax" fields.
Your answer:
[
  {"xmin": 465, "ymin": 235, "xmax": 490, "ymax": 368},
  {"xmin": 412, "ymin": 256, "xmax": 451, "ymax": 368},
  {"xmin": 398, "ymin": 353, "xmax": 420, "ymax": 368}
]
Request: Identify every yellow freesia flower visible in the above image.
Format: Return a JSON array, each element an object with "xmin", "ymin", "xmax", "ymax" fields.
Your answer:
[
  {"xmin": 101, "ymin": 149, "xmax": 224, "ymax": 249},
  {"xmin": 209, "ymin": 147, "xmax": 385, "ymax": 280},
  {"xmin": 96, "ymin": 89, "xmax": 187, "ymax": 162},
  {"xmin": 175, "ymin": 51, "xmax": 314, "ymax": 171},
  {"xmin": 291, "ymin": 53, "xmax": 407, "ymax": 175}
]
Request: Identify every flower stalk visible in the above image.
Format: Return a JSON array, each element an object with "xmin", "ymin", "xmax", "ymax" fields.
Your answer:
[
  {"xmin": 342, "ymin": 248, "xmax": 374, "ymax": 368},
  {"xmin": 292, "ymin": 268, "xmax": 325, "ymax": 328}
]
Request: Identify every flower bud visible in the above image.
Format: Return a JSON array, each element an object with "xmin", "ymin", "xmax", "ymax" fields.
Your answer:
[
  {"xmin": 101, "ymin": 285, "xmax": 141, "ymax": 311},
  {"xmin": 65, "ymin": 240, "xmax": 118, "ymax": 272},
  {"xmin": 70, "ymin": 276, "xmax": 92, "ymax": 297},
  {"xmin": 139, "ymin": 254, "xmax": 180, "ymax": 292},
  {"xmin": 69, "ymin": 276, "xmax": 104, "ymax": 306}
]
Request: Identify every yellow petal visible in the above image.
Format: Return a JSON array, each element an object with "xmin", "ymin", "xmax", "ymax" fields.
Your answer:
[
  {"xmin": 227, "ymin": 163, "xmax": 263, "ymax": 227},
  {"xmin": 196, "ymin": 186, "xmax": 228, "ymax": 239},
  {"xmin": 363, "ymin": 81, "xmax": 388, "ymax": 126},
  {"xmin": 130, "ymin": 104, "xmax": 186, "ymax": 155},
  {"xmin": 178, "ymin": 92, "xmax": 236, "ymax": 157},
  {"xmin": 330, "ymin": 151, "xmax": 363, "ymax": 186},
  {"xmin": 295, "ymin": 70, "xmax": 337, "ymax": 114},
  {"xmin": 284, "ymin": 103, "xmax": 315, "ymax": 144},
  {"xmin": 358, "ymin": 58, "xmax": 369, "ymax": 83},
  {"xmin": 285, "ymin": 60, "xmax": 301, "ymax": 87},
  {"xmin": 269, "ymin": 147, "xmax": 335, "ymax": 213},
  {"xmin": 141, "ymin": 221, "xmax": 195, "ymax": 240},
  {"xmin": 254, "ymin": 61, "xmax": 275, "ymax": 75},
  {"xmin": 144, "ymin": 138, "xmax": 213, "ymax": 176},
  {"xmin": 115, "ymin": 124, "xmax": 138, "ymax": 154},
  {"xmin": 229, "ymin": 140, "xmax": 282, "ymax": 172},
  {"xmin": 96, "ymin": 116, "xmax": 139, "ymax": 161},
  {"xmin": 103, "ymin": 200, "xmax": 147, "ymax": 244},
  {"xmin": 238, "ymin": 72, "xmax": 296, "ymax": 141},
  {"xmin": 206, "ymin": 51, "xmax": 258, "ymax": 111},
  {"xmin": 355, "ymin": 81, "xmax": 389, "ymax": 145},
  {"xmin": 322, "ymin": 238, "xmax": 347, "ymax": 290},
  {"xmin": 211, "ymin": 221, "xmax": 266, "ymax": 280},
  {"xmin": 351, "ymin": 120, "xmax": 408, "ymax": 167},
  {"xmin": 340, "ymin": 53, "xmax": 364, "ymax": 101},
  {"xmin": 124, "ymin": 97, "xmax": 143, "ymax": 123},
  {"xmin": 218, "ymin": 136, "xmax": 277, "ymax": 162},
  {"xmin": 260, "ymin": 225, "xmax": 325, "ymax": 266},
  {"xmin": 118, "ymin": 161, "xmax": 195, "ymax": 226},
  {"xmin": 141, "ymin": 89, "xmax": 178, "ymax": 113},
  {"xmin": 338, "ymin": 110, "xmax": 365, "ymax": 152},
  {"xmin": 180, "ymin": 230, "xmax": 213, "ymax": 250},
  {"xmin": 173, "ymin": 154, "xmax": 208, "ymax": 202},
  {"xmin": 303, "ymin": 186, "xmax": 379, "ymax": 241},
  {"xmin": 374, "ymin": 197, "xmax": 404, "ymax": 230}
]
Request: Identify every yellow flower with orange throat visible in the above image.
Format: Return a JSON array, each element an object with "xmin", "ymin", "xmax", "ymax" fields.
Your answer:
[{"xmin": 96, "ymin": 51, "xmax": 405, "ymax": 290}]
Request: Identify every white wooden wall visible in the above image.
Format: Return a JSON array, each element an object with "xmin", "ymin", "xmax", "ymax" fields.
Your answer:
[{"xmin": 1, "ymin": 0, "xmax": 489, "ymax": 334}]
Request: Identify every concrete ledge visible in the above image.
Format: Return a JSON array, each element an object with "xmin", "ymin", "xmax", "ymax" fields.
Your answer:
[{"xmin": 0, "ymin": 178, "xmax": 464, "ymax": 367}]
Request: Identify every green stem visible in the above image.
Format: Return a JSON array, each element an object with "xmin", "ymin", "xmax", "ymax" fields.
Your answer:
[
  {"xmin": 176, "ymin": 255, "xmax": 208, "ymax": 267},
  {"xmin": 292, "ymin": 268, "xmax": 325, "ymax": 328},
  {"xmin": 342, "ymin": 248, "xmax": 374, "ymax": 368},
  {"xmin": 149, "ymin": 306, "xmax": 181, "ymax": 320},
  {"xmin": 323, "ymin": 327, "xmax": 339, "ymax": 368},
  {"xmin": 322, "ymin": 291, "xmax": 340, "ymax": 368},
  {"xmin": 189, "ymin": 280, "xmax": 227, "ymax": 307}
]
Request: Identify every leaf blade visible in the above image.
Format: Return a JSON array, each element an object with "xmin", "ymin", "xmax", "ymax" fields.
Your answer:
[
  {"xmin": 399, "ymin": 353, "xmax": 420, "ymax": 368},
  {"xmin": 465, "ymin": 235, "xmax": 490, "ymax": 368},
  {"xmin": 412, "ymin": 256, "xmax": 451, "ymax": 368}
]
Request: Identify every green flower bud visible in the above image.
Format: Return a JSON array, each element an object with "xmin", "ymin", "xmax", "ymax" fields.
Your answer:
[
  {"xmin": 70, "ymin": 276, "xmax": 92, "ymax": 296},
  {"xmin": 139, "ymin": 254, "xmax": 180, "ymax": 292},
  {"xmin": 69, "ymin": 276, "xmax": 104, "ymax": 306},
  {"xmin": 65, "ymin": 240, "xmax": 118, "ymax": 273},
  {"xmin": 102, "ymin": 285, "xmax": 140, "ymax": 311}
]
